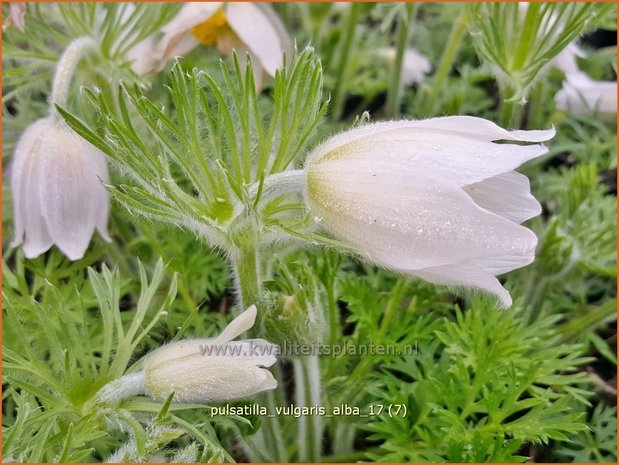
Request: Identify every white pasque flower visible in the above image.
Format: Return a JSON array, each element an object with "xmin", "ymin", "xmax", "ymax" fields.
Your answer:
[
  {"xmin": 377, "ymin": 47, "xmax": 431, "ymax": 85},
  {"xmin": 10, "ymin": 117, "xmax": 110, "ymax": 260},
  {"xmin": 304, "ymin": 116, "xmax": 556, "ymax": 307},
  {"xmin": 132, "ymin": 2, "xmax": 291, "ymax": 86},
  {"xmin": 555, "ymin": 71, "xmax": 617, "ymax": 119},
  {"xmin": 137, "ymin": 305, "xmax": 277, "ymax": 403}
]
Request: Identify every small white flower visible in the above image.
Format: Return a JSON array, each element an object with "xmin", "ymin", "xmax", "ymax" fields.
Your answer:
[
  {"xmin": 303, "ymin": 116, "xmax": 556, "ymax": 307},
  {"xmin": 377, "ymin": 47, "xmax": 431, "ymax": 85},
  {"xmin": 10, "ymin": 117, "xmax": 110, "ymax": 260},
  {"xmin": 555, "ymin": 71, "xmax": 617, "ymax": 119},
  {"xmin": 143, "ymin": 305, "xmax": 277, "ymax": 403},
  {"xmin": 131, "ymin": 2, "xmax": 291, "ymax": 87}
]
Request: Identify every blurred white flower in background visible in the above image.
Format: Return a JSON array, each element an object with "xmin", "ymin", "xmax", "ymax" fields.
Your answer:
[
  {"xmin": 130, "ymin": 2, "xmax": 291, "ymax": 88},
  {"xmin": 555, "ymin": 71, "xmax": 618, "ymax": 118},
  {"xmin": 377, "ymin": 47, "xmax": 431, "ymax": 85},
  {"xmin": 304, "ymin": 116, "xmax": 555, "ymax": 308},
  {"xmin": 550, "ymin": 42, "xmax": 587, "ymax": 76},
  {"xmin": 3, "ymin": 2, "xmax": 26, "ymax": 32},
  {"xmin": 10, "ymin": 117, "xmax": 110, "ymax": 260}
]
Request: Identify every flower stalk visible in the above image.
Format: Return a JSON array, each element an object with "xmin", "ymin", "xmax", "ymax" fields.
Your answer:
[
  {"xmin": 420, "ymin": 10, "xmax": 468, "ymax": 116},
  {"xmin": 331, "ymin": 3, "xmax": 360, "ymax": 121},
  {"xmin": 386, "ymin": 3, "xmax": 416, "ymax": 117},
  {"xmin": 50, "ymin": 36, "xmax": 96, "ymax": 114}
]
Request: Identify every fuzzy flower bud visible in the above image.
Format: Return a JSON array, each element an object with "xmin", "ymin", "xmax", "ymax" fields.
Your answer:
[
  {"xmin": 97, "ymin": 306, "xmax": 278, "ymax": 404},
  {"xmin": 303, "ymin": 116, "xmax": 556, "ymax": 307},
  {"xmin": 10, "ymin": 117, "xmax": 110, "ymax": 260},
  {"xmin": 144, "ymin": 305, "xmax": 277, "ymax": 403}
]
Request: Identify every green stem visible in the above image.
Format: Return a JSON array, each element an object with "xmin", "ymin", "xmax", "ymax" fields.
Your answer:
[
  {"xmin": 331, "ymin": 3, "xmax": 361, "ymax": 121},
  {"xmin": 527, "ymin": 79, "xmax": 546, "ymax": 129},
  {"xmin": 265, "ymin": 391, "xmax": 288, "ymax": 461},
  {"xmin": 326, "ymin": 281, "xmax": 338, "ymax": 377},
  {"xmin": 232, "ymin": 242, "xmax": 261, "ymax": 311},
  {"xmin": 500, "ymin": 85, "xmax": 518, "ymax": 128},
  {"xmin": 231, "ymin": 242, "xmax": 288, "ymax": 461},
  {"xmin": 294, "ymin": 356, "xmax": 322, "ymax": 461},
  {"xmin": 420, "ymin": 10, "xmax": 468, "ymax": 116},
  {"xmin": 386, "ymin": 3, "xmax": 416, "ymax": 117},
  {"xmin": 378, "ymin": 278, "xmax": 407, "ymax": 338}
]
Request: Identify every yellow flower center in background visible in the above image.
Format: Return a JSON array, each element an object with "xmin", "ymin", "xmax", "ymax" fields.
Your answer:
[{"xmin": 191, "ymin": 9, "xmax": 230, "ymax": 46}]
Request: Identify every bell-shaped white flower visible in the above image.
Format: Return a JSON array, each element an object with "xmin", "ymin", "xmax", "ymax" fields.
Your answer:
[
  {"xmin": 142, "ymin": 305, "xmax": 277, "ymax": 403},
  {"xmin": 131, "ymin": 2, "xmax": 291, "ymax": 88},
  {"xmin": 555, "ymin": 71, "xmax": 617, "ymax": 119},
  {"xmin": 377, "ymin": 47, "xmax": 431, "ymax": 86},
  {"xmin": 304, "ymin": 116, "xmax": 555, "ymax": 307},
  {"xmin": 10, "ymin": 116, "xmax": 110, "ymax": 260}
]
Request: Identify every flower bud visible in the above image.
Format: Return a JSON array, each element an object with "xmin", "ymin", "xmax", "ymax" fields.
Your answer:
[
  {"xmin": 10, "ymin": 116, "xmax": 110, "ymax": 260},
  {"xmin": 143, "ymin": 305, "xmax": 277, "ymax": 403},
  {"xmin": 261, "ymin": 291, "xmax": 325, "ymax": 348}
]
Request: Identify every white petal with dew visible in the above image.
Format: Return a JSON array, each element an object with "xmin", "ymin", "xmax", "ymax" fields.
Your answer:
[
  {"xmin": 307, "ymin": 159, "xmax": 538, "ymax": 272},
  {"xmin": 464, "ymin": 171, "xmax": 541, "ymax": 223},
  {"xmin": 410, "ymin": 262, "xmax": 513, "ymax": 308},
  {"xmin": 308, "ymin": 123, "xmax": 552, "ymax": 187}
]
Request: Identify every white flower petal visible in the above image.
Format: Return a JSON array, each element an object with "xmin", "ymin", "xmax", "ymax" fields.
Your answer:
[
  {"xmin": 307, "ymin": 158, "xmax": 538, "ymax": 272},
  {"xmin": 38, "ymin": 124, "xmax": 108, "ymax": 260},
  {"xmin": 214, "ymin": 305, "xmax": 257, "ymax": 343},
  {"xmin": 411, "ymin": 262, "xmax": 513, "ymax": 308},
  {"xmin": 226, "ymin": 3, "xmax": 287, "ymax": 77},
  {"xmin": 148, "ymin": 357, "xmax": 277, "ymax": 403},
  {"xmin": 464, "ymin": 171, "xmax": 541, "ymax": 223},
  {"xmin": 402, "ymin": 48, "xmax": 432, "ymax": 85},
  {"xmin": 308, "ymin": 118, "xmax": 553, "ymax": 187},
  {"xmin": 550, "ymin": 42, "xmax": 586, "ymax": 75},
  {"xmin": 20, "ymin": 144, "xmax": 54, "ymax": 258},
  {"xmin": 377, "ymin": 47, "xmax": 431, "ymax": 85},
  {"xmin": 10, "ymin": 118, "xmax": 54, "ymax": 257},
  {"xmin": 158, "ymin": 2, "xmax": 221, "ymax": 63},
  {"xmin": 161, "ymin": 2, "xmax": 222, "ymax": 37},
  {"xmin": 126, "ymin": 36, "xmax": 159, "ymax": 75},
  {"xmin": 555, "ymin": 72, "xmax": 617, "ymax": 117}
]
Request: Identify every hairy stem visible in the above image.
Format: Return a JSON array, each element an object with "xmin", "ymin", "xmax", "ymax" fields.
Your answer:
[{"xmin": 50, "ymin": 36, "xmax": 96, "ymax": 116}]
